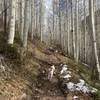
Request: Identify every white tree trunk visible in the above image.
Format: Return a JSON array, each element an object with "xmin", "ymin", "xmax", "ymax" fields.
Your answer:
[
  {"xmin": 8, "ymin": 0, "xmax": 16, "ymax": 44},
  {"xmin": 84, "ymin": 0, "xmax": 87, "ymax": 63},
  {"xmin": 75, "ymin": 0, "xmax": 79, "ymax": 62},
  {"xmin": 31, "ymin": 0, "xmax": 34, "ymax": 40},
  {"xmin": 23, "ymin": 0, "xmax": 30, "ymax": 48},
  {"xmin": 71, "ymin": 0, "xmax": 76, "ymax": 58},
  {"xmin": 20, "ymin": 0, "xmax": 25, "ymax": 41},
  {"xmin": 89, "ymin": 0, "xmax": 100, "ymax": 79}
]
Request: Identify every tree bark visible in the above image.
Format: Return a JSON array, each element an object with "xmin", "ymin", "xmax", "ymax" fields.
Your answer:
[
  {"xmin": 8, "ymin": 0, "xmax": 16, "ymax": 44},
  {"xmin": 89, "ymin": 0, "xmax": 100, "ymax": 80},
  {"xmin": 23, "ymin": 0, "xmax": 30, "ymax": 48}
]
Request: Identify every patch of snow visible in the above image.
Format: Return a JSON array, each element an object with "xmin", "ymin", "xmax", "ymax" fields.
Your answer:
[
  {"xmin": 82, "ymin": 86, "xmax": 90, "ymax": 93},
  {"xmin": 60, "ymin": 64, "xmax": 72, "ymax": 80},
  {"xmin": 48, "ymin": 65, "xmax": 55, "ymax": 81},
  {"xmin": 0, "ymin": 65, "xmax": 5, "ymax": 72},
  {"xmin": 73, "ymin": 96, "xmax": 79, "ymax": 100},
  {"xmin": 55, "ymin": 50, "xmax": 58, "ymax": 53},
  {"xmin": 63, "ymin": 64, "xmax": 68, "ymax": 68},
  {"xmin": 65, "ymin": 79, "xmax": 98, "ymax": 93},
  {"xmin": 60, "ymin": 64, "xmax": 63, "ymax": 67},
  {"xmin": 79, "ymin": 79, "xmax": 85, "ymax": 85},
  {"xmin": 51, "ymin": 65, "xmax": 55, "ymax": 70},
  {"xmin": 75, "ymin": 79, "xmax": 85, "ymax": 91},
  {"xmin": 60, "ymin": 65, "xmax": 68, "ymax": 74},
  {"xmin": 91, "ymin": 88, "xmax": 98, "ymax": 93},
  {"xmin": 66, "ymin": 71, "xmax": 71, "ymax": 74},
  {"xmin": 75, "ymin": 83, "xmax": 83, "ymax": 91},
  {"xmin": 63, "ymin": 74, "xmax": 71, "ymax": 79},
  {"xmin": 66, "ymin": 82, "xmax": 75, "ymax": 91},
  {"xmin": 59, "ymin": 64, "xmax": 98, "ymax": 94}
]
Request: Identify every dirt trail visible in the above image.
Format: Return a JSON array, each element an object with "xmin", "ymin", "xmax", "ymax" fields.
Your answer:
[
  {"xmin": 29, "ymin": 46, "xmax": 93, "ymax": 100},
  {"xmin": 30, "ymin": 60, "xmax": 91, "ymax": 100},
  {"xmin": 31, "ymin": 62, "xmax": 66, "ymax": 100}
]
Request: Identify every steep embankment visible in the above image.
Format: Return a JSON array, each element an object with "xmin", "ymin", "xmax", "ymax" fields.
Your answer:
[{"xmin": 0, "ymin": 32, "xmax": 100, "ymax": 100}]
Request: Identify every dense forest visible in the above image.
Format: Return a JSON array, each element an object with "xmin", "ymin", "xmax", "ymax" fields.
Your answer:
[{"xmin": 0, "ymin": 0, "xmax": 100, "ymax": 100}]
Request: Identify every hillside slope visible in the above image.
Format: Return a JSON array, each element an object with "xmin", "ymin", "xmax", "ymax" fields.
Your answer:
[{"xmin": 0, "ymin": 32, "xmax": 100, "ymax": 100}]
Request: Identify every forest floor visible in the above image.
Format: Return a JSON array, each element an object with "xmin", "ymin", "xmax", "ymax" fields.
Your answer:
[{"xmin": 0, "ymin": 32, "xmax": 100, "ymax": 100}]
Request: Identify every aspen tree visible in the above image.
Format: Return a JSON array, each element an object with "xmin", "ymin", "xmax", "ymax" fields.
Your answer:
[
  {"xmin": 58, "ymin": 0, "xmax": 61, "ymax": 45},
  {"xmin": 8, "ymin": 0, "xmax": 16, "ymax": 44},
  {"xmin": 84, "ymin": 0, "xmax": 87, "ymax": 62},
  {"xmin": 75, "ymin": 0, "xmax": 79, "ymax": 62},
  {"xmin": 20, "ymin": 0, "xmax": 25, "ymax": 41},
  {"xmin": 23, "ymin": 0, "xmax": 30, "ymax": 48},
  {"xmin": 70, "ymin": 0, "xmax": 75, "ymax": 58},
  {"xmin": 31, "ymin": 0, "xmax": 34, "ymax": 40},
  {"xmin": 4, "ymin": 0, "xmax": 7, "ymax": 33},
  {"xmin": 89, "ymin": 0, "xmax": 100, "ymax": 80}
]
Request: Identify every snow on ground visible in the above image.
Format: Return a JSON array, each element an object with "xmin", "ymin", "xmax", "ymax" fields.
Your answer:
[
  {"xmin": 66, "ymin": 82, "xmax": 97, "ymax": 93},
  {"xmin": 73, "ymin": 95, "xmax": 79, "ymax": 100},
  {"xmin": 0, "ymin": 64, "xmax": 5, "ymax": 72},
  {"xmin": 60, "ymin": 64, "xmax": 72, "ymax": 80},
  {"xmin": 65, "ymin": 78, "xmax": 98, "ymax": 94},
  {"xmin": 59, "ymin": 64, "xmax": 98, "ymax": 94},
  {"xmin": 63, "ymin": 74, "xmax": 71, "ymax": 79},
  {"xmin": 60, "ymin": 65, "xmax": 68, "ymax": 74}
]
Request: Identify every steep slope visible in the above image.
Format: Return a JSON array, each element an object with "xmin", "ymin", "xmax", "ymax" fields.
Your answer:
[{"xmin": 0, "ymin": 32, "xmax": 100, "ymax": 100}]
